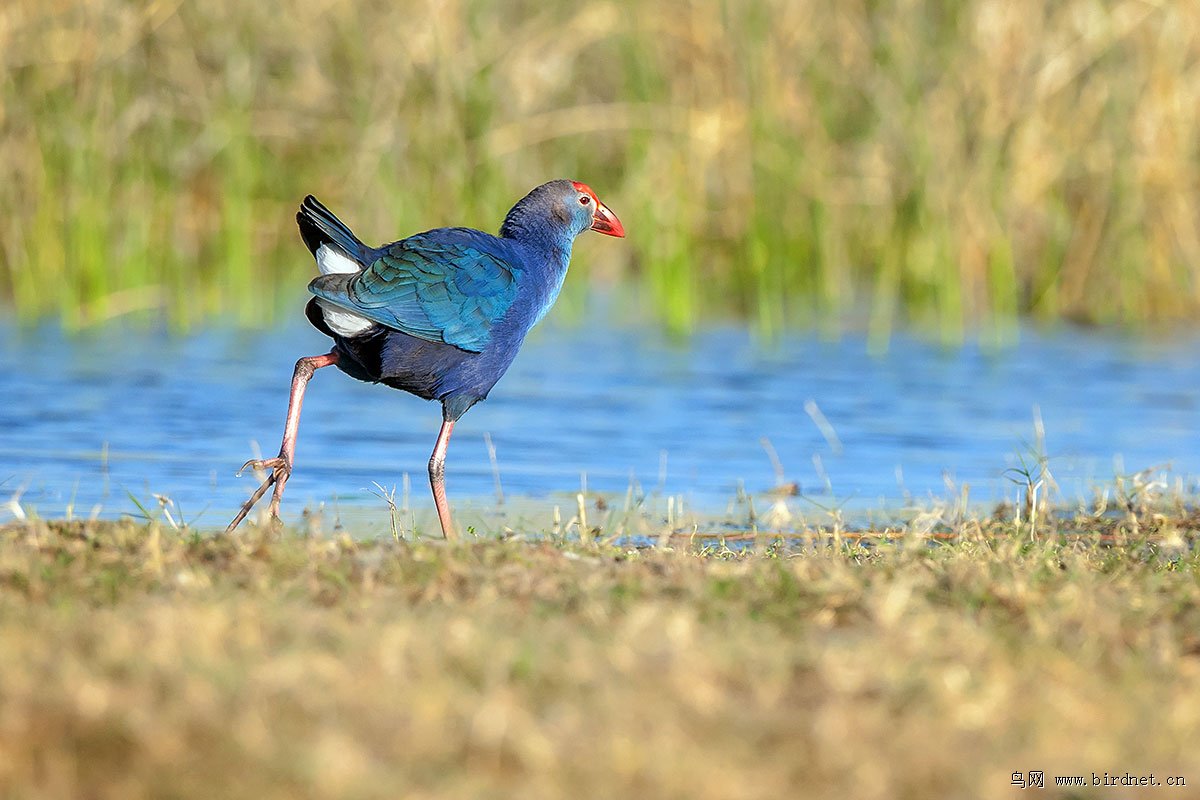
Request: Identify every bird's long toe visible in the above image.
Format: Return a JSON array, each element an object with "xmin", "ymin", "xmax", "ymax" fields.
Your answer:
[
  {"xmin": 226, "ymin": 455, "xmax": 294, "ymax": 533},
  {"xmin": 237, "ymin": 456, "xmax": 291, "ymax": 479}
]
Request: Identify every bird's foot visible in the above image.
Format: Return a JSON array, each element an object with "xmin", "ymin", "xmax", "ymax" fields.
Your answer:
[
  {"xmin": 225, "ymin": 455, "xmax": 293, "ymax": 533},
  {"xmin": 236, "ymin": 456, "xmax": 291, "ymax": 480}
]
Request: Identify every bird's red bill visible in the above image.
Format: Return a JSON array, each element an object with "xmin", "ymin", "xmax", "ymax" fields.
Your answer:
[
  {"xmin": 590, "ymin": 200, "xmax": 625, "ymax": 238},
  {"xmin": 572, "ymin": 181, "xmax": 625, "ymax": 238}
]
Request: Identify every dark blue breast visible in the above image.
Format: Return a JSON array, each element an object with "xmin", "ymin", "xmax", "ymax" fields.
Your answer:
[{"xmin": 304, "ymin": 297, "xmax": 527, "ymax": 421}]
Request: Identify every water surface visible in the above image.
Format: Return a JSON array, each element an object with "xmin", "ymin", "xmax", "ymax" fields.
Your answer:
[{"xmin": 2, "ymin": 317, "xmax": 1198, "ymax": 529}]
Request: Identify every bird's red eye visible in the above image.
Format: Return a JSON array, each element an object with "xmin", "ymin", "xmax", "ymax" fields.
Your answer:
[{"xmin": 579, "ymin": 195, "xmax": 590, "ymax": 205}]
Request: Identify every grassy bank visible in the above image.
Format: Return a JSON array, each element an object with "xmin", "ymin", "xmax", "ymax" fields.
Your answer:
[
  {"xmin": 2, "ymin": 1, "xmax": 1199, "ymax": 343},
  {"xmin": 1, "ymin": 518, "xmax": 1199, "ymax": 798}
]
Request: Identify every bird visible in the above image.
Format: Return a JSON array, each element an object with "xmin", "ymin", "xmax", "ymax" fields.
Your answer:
[{"xmin": 225, "ymin": 180, "xmax": 625, "ymax": 538}]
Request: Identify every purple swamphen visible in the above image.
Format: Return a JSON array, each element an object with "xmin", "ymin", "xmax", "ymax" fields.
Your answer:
[{"xmin": 226, "ymin": 180, "xmax": 625, "ymax": 538}]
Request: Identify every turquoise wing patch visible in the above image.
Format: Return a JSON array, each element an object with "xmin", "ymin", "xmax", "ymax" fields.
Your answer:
[{"xmin": 308, "ymin": 230, "xmax": 519, "ymax": 353}]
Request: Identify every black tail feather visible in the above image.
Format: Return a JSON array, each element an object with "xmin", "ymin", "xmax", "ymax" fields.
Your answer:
[{"xmin": 297, "ymin": 195, "xmax": 367, "ymax": 260}]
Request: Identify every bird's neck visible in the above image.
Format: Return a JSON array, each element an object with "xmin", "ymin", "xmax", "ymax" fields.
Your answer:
[
  {"xmin": 498, "ymin": 206, "xmax": 575, "ymax": 268},
  {"xmin": 498, "ymin": 208, "xmax": 575, "ymax": 329}
]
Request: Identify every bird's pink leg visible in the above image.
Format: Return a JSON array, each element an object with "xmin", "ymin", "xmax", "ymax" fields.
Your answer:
[
  {"xmin": 225, "ymin": 351, "xmax": 339, "ymax": 533},
  {"xmin": 428, "ymin": 419, "xmax": 458, "ymax": 541}
]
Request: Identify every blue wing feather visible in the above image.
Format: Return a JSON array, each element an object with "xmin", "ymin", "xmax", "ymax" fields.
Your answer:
[{"xmin": 308, "ymin": 229, "xmax": 519, "ymax": 353}]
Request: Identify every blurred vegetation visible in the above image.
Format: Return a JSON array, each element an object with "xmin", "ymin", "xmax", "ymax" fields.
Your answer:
[
  {"xmin": 2, "ymin": 517, "xmax": 1200, "ymax": 798},
  {"xmin": 1, "ymin": 0, "xmax": 1198, "ymax": 345}
]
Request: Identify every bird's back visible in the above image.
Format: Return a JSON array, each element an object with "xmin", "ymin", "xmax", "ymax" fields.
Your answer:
[{"xmin": 304, "ymin": 224, "xmax": 549, "ymax": 418}]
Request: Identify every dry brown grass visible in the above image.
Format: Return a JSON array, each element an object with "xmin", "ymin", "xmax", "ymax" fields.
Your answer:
[{"xmin": 1, "ymin": 519, "xmax": 1199, "ymax": 798}]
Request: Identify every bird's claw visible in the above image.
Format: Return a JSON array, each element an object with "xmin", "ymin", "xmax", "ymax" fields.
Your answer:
[
  {"xmin": 236, "ymin": 456, "xmax": 290, "ymax": 479},
  {"xmin": 225, "ymin": 455, "xmax": 293, "ymax": 534}
]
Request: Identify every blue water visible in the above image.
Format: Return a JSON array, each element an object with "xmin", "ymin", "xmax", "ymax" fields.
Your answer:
[{"xmin": 2, "ymin": 315, "xmax": 1198, "ymax": 529}]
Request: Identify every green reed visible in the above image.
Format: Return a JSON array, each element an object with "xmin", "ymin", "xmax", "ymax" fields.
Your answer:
[{"xmin": 1, "ymin": 0, "xmax": 1197, "ymax": 344}]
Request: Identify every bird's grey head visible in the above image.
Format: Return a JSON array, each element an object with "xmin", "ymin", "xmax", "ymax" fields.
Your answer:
[{"xmin": 500, "ymin": 180, "xmax": 625, "ymax": 242}]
